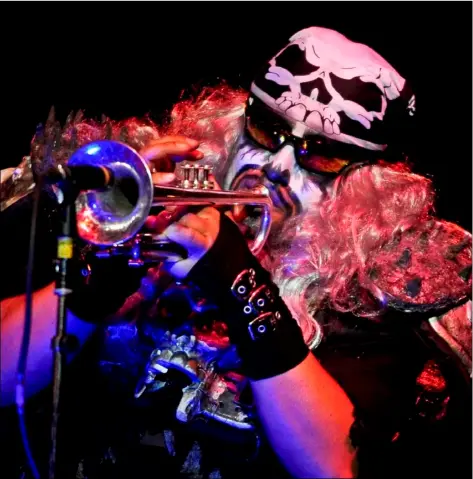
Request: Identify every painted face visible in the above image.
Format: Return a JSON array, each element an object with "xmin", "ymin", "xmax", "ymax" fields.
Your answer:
[
  {"xmin": 224, "ymin": 97, "xmax": 328, "ymax": 221},
  {"xmin": 224, "ymin": 27, "xmax": 415, "ymax": 221}
]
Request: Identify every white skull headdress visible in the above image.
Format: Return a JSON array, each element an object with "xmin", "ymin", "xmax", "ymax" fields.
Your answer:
[{"xmin": 251, "ymin": 27, "xmax": 416, "ymax": 152}]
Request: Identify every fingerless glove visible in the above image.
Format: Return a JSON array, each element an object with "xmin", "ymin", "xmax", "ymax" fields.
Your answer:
[{"xmin": 187, "ymin": 213, "xmax": 309, "ymax": 380}]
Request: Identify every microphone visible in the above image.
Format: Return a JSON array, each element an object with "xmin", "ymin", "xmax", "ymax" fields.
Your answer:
[{"xmin": 44, "ymin": 165, "xmax": 115, "ymax": 191}]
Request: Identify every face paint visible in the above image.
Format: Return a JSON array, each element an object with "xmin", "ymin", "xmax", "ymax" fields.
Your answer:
[{"xmin": 224, "ymin": 130, "xmax": 326, "ymax": 223}]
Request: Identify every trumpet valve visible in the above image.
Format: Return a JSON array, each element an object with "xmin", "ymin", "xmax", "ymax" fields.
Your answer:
[
  {"xmin": 192, "ymin": 166, "xmax": 201, "ymax": 189},
  {"xmin": 182, "ymin": 164, "xmax": 192, "ymax": 189},
  {"xmin": 180, "ymin": 164, "xmax": 214, "ymax": 190},
  {"xmin": 202, "ymin": 165, "xmax": 213, "ymax": 190}
]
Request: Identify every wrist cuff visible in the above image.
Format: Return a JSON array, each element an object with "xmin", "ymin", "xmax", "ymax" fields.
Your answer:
[{"xmin": 187, "ymin": 213, "xmax": 309, "ymax": 380}]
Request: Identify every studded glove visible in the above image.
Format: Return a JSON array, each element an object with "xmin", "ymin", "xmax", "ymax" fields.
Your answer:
[{"xmin": 187, "ymin": 213, "xmax": 309, "ymax": 380}]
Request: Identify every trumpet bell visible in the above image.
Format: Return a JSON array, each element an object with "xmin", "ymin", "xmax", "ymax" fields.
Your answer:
[{"xmin": 68, "ymin": 140, "xmax": 154, "ymax": 246}]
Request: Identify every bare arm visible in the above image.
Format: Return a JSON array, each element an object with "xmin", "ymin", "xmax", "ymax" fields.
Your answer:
[
  {"xmin": 0, "ymin": 283, "xmax": 96, "ymax": 407},
  {"xmin": 164, "ymin": 211, "xmax": 357, "ymax": 478},
  {"xmin": 252, "ymin": 353, "xmax": 356, "ymax": 478}
]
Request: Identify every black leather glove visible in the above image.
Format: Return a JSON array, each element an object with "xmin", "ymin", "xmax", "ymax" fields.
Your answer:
[{"xmin": 187, "ymin": 213, "xmax": 309, "ymax": 380}]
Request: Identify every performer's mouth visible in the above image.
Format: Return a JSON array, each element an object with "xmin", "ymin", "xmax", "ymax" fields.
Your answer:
[{"xmin": 230, "ymin": 166, "xmax": 302, "ymax": 224}]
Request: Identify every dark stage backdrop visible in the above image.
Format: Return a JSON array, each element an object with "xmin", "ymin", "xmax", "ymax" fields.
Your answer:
[{"xmin": 3, "ymin": 3, "xmax": 472, "ymax": 229}]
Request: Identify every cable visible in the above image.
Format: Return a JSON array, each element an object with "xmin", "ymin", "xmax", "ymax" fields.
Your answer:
[{"xmin": 16, "ymin": 174, "xmax": 44, "ymax": 479}]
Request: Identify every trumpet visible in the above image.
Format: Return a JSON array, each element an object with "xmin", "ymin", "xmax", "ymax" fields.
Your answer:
[{"xmin": 68, "ymin": 140, "xmax": 272, "ymax": 265}]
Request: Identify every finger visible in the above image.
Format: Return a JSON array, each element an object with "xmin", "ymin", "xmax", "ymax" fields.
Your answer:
[
  {"xmin": 144, "ymin": 145, "xmax": 203, "ymax": 172},
  {"xmin": 178, "ymin": 212, "xmax": 211, "ymax": 236},
  {"xmin": 147, "ymin": 136, "xmax": 199, "ymax": 145},
  {"xmin": 164, "ymin": 222, "xmax": 207, "ymax": 251},
  {"xmin": 169, "ymin": 149, "xmax": 204, "ymax": 163},
  {"xmin": 145, "ymin": 206, "xmax": 190, "ymax": 234},
  {"xmin": 195, "ymin": 206, "xmax": 220, "ymax": 223},
  {"xmin": 146, "ymin": 207, "xmax": 218, "ymax": 236},
  {"xmin": 145, "ymin": 213, "xmax": 173, "ymax": 235},
  {"xmin": 1, "ymin": 168, "xmax": 15, "ymax": 184},
  {"xmin": 151, "ymin": 172, "xmax": 176, "ymax": 185},
  {"xmin": 149, "ymin": 156, "xmax": 174, "ymax": 173},
  {"xmin": 140, "ymin": 264, "xmax": 173, "ymax": 299},
  {"xmin": 146, "ymin": 266, "xmax": 160, "ymax": 280},
  {"xmin": 232, "ymin": 205, "xmax": 248, "ymax": 222},
  {"xmin": 146, "ymin": 264, "xmax": 172, "ymax": 284},
  {"xmin": 140, "ymin": 139, "xmax": 200, "ymax": 163}
]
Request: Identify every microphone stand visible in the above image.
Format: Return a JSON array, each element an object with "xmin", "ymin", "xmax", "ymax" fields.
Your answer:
[{"xmin": 48, "ymin": 179, "xmax": 79, "ymax": 479}]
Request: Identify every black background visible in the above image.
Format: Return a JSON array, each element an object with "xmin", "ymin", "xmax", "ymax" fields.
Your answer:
[{"xmin": 3, "ymin": 2, "xmax": 472, "ymax": 229}]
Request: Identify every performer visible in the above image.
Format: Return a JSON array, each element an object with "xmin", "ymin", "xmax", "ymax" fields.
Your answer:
[{"xmin": 1, "ymin": 27, "xmax": 471, "ymax": 479}]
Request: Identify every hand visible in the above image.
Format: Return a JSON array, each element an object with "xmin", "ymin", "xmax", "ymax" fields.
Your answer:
[
  {"xmin": 138, "ymin": 134, "xmax": 207, "ymax": 233},
  {"xmin": 161, "ymin": 207, "xmax": 221, "ymax": 280},
  {"xmin": 138, "ymin": 136, "xmax": 220, "ymax": 278},
  {"xmin": 139, "ymin": 135, "xmax": 204, "ymax": 185},
  {"xmin": 138, "ymin": 135, "xmax": 245, "ymax": 280}
]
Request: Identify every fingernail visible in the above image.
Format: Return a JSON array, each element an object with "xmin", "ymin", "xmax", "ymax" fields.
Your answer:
[
  {"xmin": 186, "ymin": 139, "xmax": 199, "ymax": 147},
  {"xmin": 160, "ymin": 173, "xmax": 175, "ymax": 182},
  {"xmin": 145, "ymin": 216, "xmax": 157, "ymax": 229},
  {"xmin": 152, "ymin": 172, "xmax": 175, "ymax": 184},
  {"xmin": 164, "ymin": 223, "xmax": 178, "ymax": 234}
]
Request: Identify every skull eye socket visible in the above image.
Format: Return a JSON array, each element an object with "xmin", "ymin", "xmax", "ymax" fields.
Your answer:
[{"xmin": 245, "ymin": 96, "xmax": 383, "ymax": 176}]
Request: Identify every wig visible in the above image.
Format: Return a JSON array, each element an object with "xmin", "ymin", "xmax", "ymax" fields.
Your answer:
[
  {"xmin": 159, "ymin": 84, "xmax": 248, "ymax": 184},
  {"xmin": 272, "ymin": 163, "xmax": 472, "ymax": 324}
]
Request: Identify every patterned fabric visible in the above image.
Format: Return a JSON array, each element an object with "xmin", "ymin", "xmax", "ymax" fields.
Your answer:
[{"xmin": 251, "ymin": 27, "xmax": 415, "ymax": 152}]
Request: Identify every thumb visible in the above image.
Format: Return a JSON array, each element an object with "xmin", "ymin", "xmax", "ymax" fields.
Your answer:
[
  {"xmin": 163, "ymin": 223, "xmax": 206, "ymax": 254},
  {"xmin": 165, "ymin": 258, "xmax": 198, "ymax": 281},
  {"xmin": 141, "ymin": 141, "xmax": 198, "ymax": 163}
]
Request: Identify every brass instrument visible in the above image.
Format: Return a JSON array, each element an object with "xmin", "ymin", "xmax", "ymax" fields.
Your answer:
[{"xmin": 68, "ymin": 140, "xmax": 272, "ymax": 265}]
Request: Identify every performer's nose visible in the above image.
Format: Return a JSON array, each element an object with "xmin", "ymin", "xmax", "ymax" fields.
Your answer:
[
  {"xmin": 262, "ymin": 145, "xmax": 296, "ymax": 187},
  {"xmin": 262, "ymin": 163, "xmax": 290, "ymax": 187}
]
